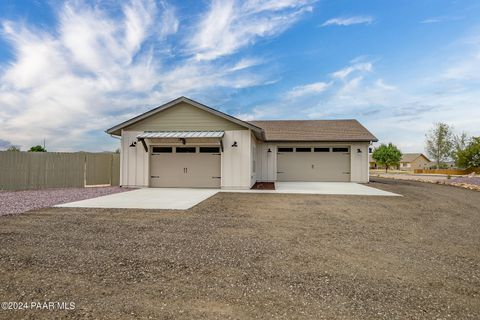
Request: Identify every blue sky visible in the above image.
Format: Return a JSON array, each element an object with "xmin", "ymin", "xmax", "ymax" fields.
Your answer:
[{"xmin": 0, "ymin": 0, "xmax": 479, "ymax": 152}]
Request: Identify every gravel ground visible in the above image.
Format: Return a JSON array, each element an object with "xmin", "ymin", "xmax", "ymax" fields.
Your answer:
[
  {"xmin": 373, "ymin": 173, "xmax": 449, "ymax": 182},
  {"xmin": 0, "ymin": 178, "xmax": 479, "ymax": 319},
  {"xmin": 0, "ymin": 187, "xmax": 133, "ymax": 216},
  {"xmin": 452, "ymin": 176, "xmax": 480, "ymax": 186},
  {"xmin": 372, "ymin": 173, "xmax": 480, "ymax": 191}
]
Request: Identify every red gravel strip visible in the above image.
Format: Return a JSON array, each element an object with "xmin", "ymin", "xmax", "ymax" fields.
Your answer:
[{"xmin": 0, "ymin": 187, "xmax": 134, "ymax": 216}]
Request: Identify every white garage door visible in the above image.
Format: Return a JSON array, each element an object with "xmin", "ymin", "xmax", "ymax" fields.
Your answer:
[
  {"xmin": 150, "ymin": 146, "xmax": 221, "ymax": 188},
  {"xmin": 277, "ymin": 147, "xmax": 350, "ymax": 182}
]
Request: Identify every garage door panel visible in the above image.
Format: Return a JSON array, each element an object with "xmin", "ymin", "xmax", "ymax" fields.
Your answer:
[
  {"xmin": 277, "ymin": 150, "xmax": 350, "ymax": 182},
  {"xmin": 150, "ymin": 151, "xmax": 220, "ymax": 188}
]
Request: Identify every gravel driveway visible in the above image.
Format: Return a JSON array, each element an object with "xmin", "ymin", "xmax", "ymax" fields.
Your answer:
[
  {"xmin": 0, "ymin": 178, "xmax": 479, "ymax": 319},
  {"xmin": 0, "ymin": 187, "xmax": 132, "ymax": 216}
]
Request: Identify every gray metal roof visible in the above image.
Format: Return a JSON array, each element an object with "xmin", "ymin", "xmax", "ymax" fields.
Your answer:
[{"xmin": 137, "ymin": 131, "xmax": 225, "ymax": 139}]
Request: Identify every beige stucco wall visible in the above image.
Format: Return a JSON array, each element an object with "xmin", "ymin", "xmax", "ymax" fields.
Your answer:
[
  {"xmin": 221, "ymin": 130, "xmax": 252, "ymax": 189},
  {"xmin": 250, "ymin": 134, "xmax": 257, "ymax": 187},
  {"xmin": 120, "ymin": 130, "xmax": 149, "ymax": 187},
  {"xmin": 125, "ymin": 102, "xmax": 246, "ymax": 132},
  {"xmin": 256, "ymin": 142, "xmax": 277, "ymax": 181},
  {"xmin": 350, "ymin": 143, "xmax": 369, "ymax": 183}
]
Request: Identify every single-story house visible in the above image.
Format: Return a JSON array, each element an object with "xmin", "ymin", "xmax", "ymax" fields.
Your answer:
[
  {"xmin": 398, "ymin": 153, "xmax": 431, "ymax": 170},
  {"xmin": 370, "ymin": 153, "xmax": 431, "ymax": 170},
  {"xmin": 106, "ymin": 97, "xmax": 378, "ymax": 189}
]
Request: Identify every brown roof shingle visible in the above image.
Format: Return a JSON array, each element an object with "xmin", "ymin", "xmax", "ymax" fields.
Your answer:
[
  {"xmin": 249, "ymin": 120, "xmax": 378, "ymax": 142},
  {"xmin": 401, "ymin": 153, "xmax": 431, "ymax": 163}
]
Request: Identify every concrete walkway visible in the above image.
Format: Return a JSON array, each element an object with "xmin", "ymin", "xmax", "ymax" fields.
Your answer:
[
  {"xmin": 222, "ymin": 182, "xmax": 400, "ymax": 196},
  {"xmin": 57, "ymin": 182, "xmax": 399, "ymax": 210},
  {"xmin": 56, "ymin": 188, "xmax": 219, "ymax": 210},
  {"xmin": 276, "ymin": 182, "xmax": 399, "ymax": 195}
]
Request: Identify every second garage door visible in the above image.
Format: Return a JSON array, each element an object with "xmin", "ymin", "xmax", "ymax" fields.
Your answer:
[
  {"xmin": 150, "ymin": 146, "xmax": 221, "ymax": 188},
  {"xmin": 277, "ymin": 147, "xmax": 350, "ymax": 182}
]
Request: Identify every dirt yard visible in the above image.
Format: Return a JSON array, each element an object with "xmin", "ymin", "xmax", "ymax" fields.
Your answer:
[{"xmin": 0, "ymin": 178, "xmax": 479, "ymax": 319}]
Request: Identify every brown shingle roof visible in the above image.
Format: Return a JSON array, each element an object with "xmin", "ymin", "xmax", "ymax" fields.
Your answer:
[
  {"xmin": 249, "ymin": 120, "xmax": 378, "ymax": 142},
  {"xmin": 401, "ymin": 153, "xmax": 431, "ymax": 163}
]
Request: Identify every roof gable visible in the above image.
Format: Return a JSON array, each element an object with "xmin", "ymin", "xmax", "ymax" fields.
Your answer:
[
  {"xmin": 106, "ymin": 97, "xmax": 263, "ymax": 136},
  {"xmin": 124, "ymin": 102, "xmax": 246, "ymax": 132},
  {"xmin": 401, "ymin": 153, "xmax": 431, "ymax": 163}
]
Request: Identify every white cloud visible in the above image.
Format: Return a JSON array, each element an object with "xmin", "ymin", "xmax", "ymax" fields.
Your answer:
[
  {"xmin": 321, "ymin": 15, "xmax": 374, "ymax": 27},
  {"xmin": 0, "ymin": 0, "xmax": 295, "ymax": 151},
  {"xmin": 227, "ymin": 58, "xmax": 263, "ymax": 72},
  {"xmin": 442, "ymin": 52, "xmax": 480, "ymax": 81},
  {"xmin": 420, "ymin": 16, "xmax": 463, "ymax": 24},
  {"xmin": 285, "ymin": 81, "xmax": 331, "ymax": 99},
  {"xmin": 188, "ymin": 0, "xmax": 315, "ymax": 61},
  {"xmin": 331, "ymin": 62, "xmax": 373, "ymax": 79},
  {"xmin": 251, "ymin": 48, "xmax": 480, "ymax": 153}
]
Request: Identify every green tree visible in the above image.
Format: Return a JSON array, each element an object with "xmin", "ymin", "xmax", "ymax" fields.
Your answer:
[
  {"xmin": 452, "ymin": 132, "xmax": 469, "ymax": 166},
  {"xmin": 425, "ymin": 122, "xmax": 454, "ymax": 168},
  {"xmin": 372, "ymin": 143, "xmax": 402, "ymax": 173},
  {"xmin": 29, "ymin": 145, "xmax": 47, "ymax": 152},
  {"xmin": 6, "ymin": 145, "xmax": 20, "ymax": 151},
  {"xmin": 456, "ymin": 137, "xmax": 480, "ymax": 168}
]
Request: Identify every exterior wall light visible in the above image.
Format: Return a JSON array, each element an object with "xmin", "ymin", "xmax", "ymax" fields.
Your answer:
[
  {"xmin": 267, "ymin": 148, "xmax": 272, "ymax": 153},
  {"xmin": 357, "ymin": 148, "xmax": 362, "ymax": 153},
  {"xmin": 231, "ymin": 141, "xmax": 238, "ymax": 147},
  {"xmin": 129, "ymin": 141, "xmax": 137, "ymax": 147}
]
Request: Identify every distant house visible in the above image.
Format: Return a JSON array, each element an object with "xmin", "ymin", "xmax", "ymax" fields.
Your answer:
[
  {"xmin": 398, "ymin": 153, "xmax": 431, "ymax": 170},
  {"xmin": 369, "ymin": 153, "xmax": 431, "ymax": 170}
]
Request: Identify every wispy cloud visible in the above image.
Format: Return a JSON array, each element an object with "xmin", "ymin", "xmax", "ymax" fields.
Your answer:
[
  {"xmin": 285, "ymin": 81, "xmax": 331, "ymax": 99},
  {"xmin": 246, "ymin": 44, "xmax": 480, "ymax": 152},
  {"xmin": 420, "ymin": 16, "xmax": 463, "ymax": 24},
  {"xmin": 321, "ymin": 15, "xmax": 374, "ymax": 27},
  {"xmin": 0, "ymin": 0, "xmax": 310, "ymax": 151},
  {"xmin": 188, "ymin": 0, "xmax": 315, "ymax": 61},
  {"xmin": 331, "ymin": 61, "xmax": 373, "ymax": 79}
]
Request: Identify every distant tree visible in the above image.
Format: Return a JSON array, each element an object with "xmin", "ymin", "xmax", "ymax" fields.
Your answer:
[
  {"xmin": 114, "ymin": 148, "xmax": 120, "ymax": 154},
  {"xmin": 452, "ymin": 132, "xmax": 470, "ymax": 166},
  {"xmin": 456, "ymin": 137, "xmax": 480, "ymax": 168},
  {"xmin": 29, "ymin": 145, "xmax": 47, "ymax": 152},
  {"xmin": 372, "ymin": 143, "xmax": 402, "ymax": 173},
  {"xmin": 6, "ymin": 145, "xmax": 20, "ymax": 151},
  {"xmin": 425, "ymin": 123, "xmax": 454, "ymax": 168}
]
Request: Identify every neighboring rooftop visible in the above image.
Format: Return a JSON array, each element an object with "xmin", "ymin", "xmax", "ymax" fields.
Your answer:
[
  {"xmin": 401, "ymin": 153, "xmax": 431, "ymax": 163},
  {"xmin": 249, "ymin": 120, "xmax": 378, "ymax": 142}
]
